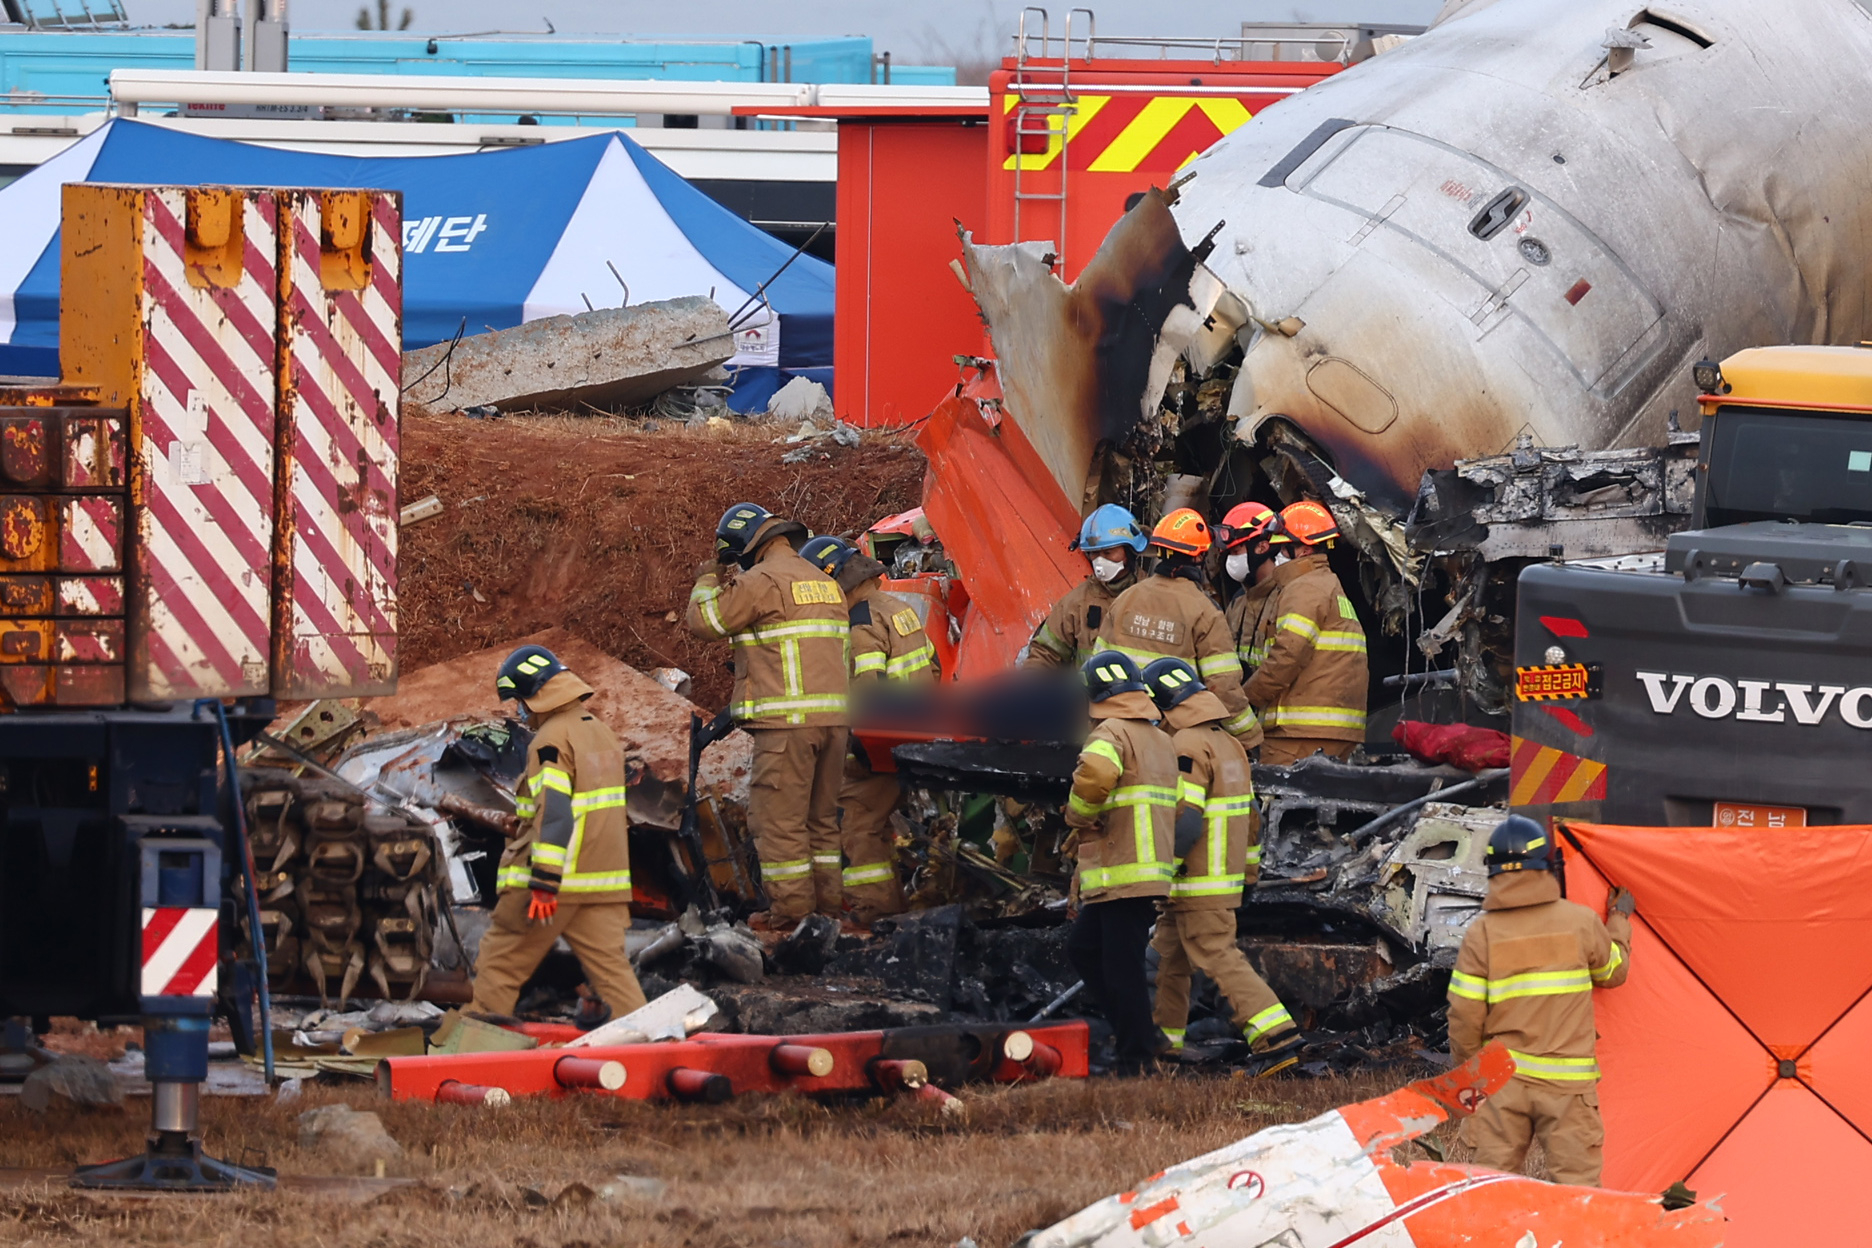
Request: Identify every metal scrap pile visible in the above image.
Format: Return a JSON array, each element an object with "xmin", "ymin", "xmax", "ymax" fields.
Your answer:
[{"xmin": 239, "ymin": 775, "xmax": 450, "ymax": 1008}]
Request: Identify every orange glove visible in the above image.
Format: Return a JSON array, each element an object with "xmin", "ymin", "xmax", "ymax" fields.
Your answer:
[{"xmin": 527, "ymin": 890, "xmax": 558, "ymax": 923}]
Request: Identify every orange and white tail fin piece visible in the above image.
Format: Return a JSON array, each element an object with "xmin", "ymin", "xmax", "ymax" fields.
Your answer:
[{"xmin": 1028, "ymin": 1045, "xmax": 1725, "ymax": 1248}]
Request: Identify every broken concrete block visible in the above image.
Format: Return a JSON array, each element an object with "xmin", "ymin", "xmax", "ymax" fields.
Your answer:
[
  {"xmin": 767, "ymin": 375, "xmax": 834, "ymax": 423},
  {"xmin": 297, "ymin": 1105, "xmax": 404, "ymax": 1170},
  {"xmin": 19, "ymin": 1055, "xmax": 122, "ymax": 1114},
  {"xmin": 401, "ymin": 296, "xmax": 734, "ymax": 414}
]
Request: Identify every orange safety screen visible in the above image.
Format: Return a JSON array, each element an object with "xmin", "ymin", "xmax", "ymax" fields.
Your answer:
[{"xmin": 1562, "ymin": 821, "xmax": 1872, "ymax": 1248}]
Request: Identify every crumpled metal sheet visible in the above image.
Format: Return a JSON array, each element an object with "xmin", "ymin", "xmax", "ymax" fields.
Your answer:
[{"xmin": 1171, "ymin": 0, "xmax": 1872, "ymax": 510}]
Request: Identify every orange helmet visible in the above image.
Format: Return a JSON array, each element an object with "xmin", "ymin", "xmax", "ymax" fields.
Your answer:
[
  {"xmin": 1219, "ymin": 501, "xmax": 1277, "ymax": 550},
  {"xmin": 1269, "ymin": 500, "xmax": 1340, "ymax": 547},
  {"xmin": 1149, "ymin": 508, "xmax": 1213, "ymax": 556}
]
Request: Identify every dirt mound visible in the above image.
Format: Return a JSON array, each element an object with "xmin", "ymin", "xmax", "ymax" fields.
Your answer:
[{"xmin": 398, "ymin": 413, "xmax": 927, "ymax": 710}]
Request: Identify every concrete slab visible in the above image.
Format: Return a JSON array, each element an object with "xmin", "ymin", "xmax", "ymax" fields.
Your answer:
[{"xmin": 402, "ymin": 296, "xmax": 734, "ymax": 413}]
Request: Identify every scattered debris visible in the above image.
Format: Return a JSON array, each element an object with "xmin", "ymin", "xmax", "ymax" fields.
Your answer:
[
  {"xmin": 566, "ymin": 983, "xmax": 719, "ymax": 1049},
  {"xmin": 401, "ymin": 296, "xmax": 734, "ymax": 414},
  {"xmin": 767, "ymin": 375, "xmax": 835, "ymax": 423},
  {"xmin": 19, "ymin": 1056, "xmax": 122, "ymax": 1115},
  {"xmin": 1028, "ymin": 1046, "xmax": 1726, "ymax": 1248},
  {"xmin": 296, "ymin": 1105, "xmax": 404, "ymax": 1171},
  {"xmin": 398, "ymin": 493, "xmax": 444, "ymax": 526}
]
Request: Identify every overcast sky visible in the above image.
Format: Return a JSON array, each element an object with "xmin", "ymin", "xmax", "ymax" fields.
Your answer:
[{"xmin": 121, "ymin": 1, "xmax": 1445, "ymax": 66}]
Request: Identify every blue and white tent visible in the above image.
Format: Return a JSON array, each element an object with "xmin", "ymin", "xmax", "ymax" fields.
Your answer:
[{"xmin": 0, "ymin": 120, "xmax": 832, "ymax": 411}]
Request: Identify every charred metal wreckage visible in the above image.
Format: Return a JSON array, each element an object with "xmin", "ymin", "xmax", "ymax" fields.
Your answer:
[{"xmin": 961, "ymin": 0, "xmax": 1872, "ymax": 721}]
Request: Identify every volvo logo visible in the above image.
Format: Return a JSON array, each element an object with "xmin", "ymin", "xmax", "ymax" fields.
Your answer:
[{"xmin": 1635, "ymin": 671, "xmax": 1872, "ymax": 727}]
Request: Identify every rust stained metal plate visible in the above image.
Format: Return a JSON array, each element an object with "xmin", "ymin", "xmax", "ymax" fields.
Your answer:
[
  {"xmin": 0, "ymin": 417, "xmax": 48, "ymax": 488},
  {"xmin": 0, "ymin": 577, "xmax": 52, "ymax": 616},
  {"xmin": 60, "ymin": 413, "xmax": 125, "ymax": 490},
  {"xmin": 53, "ymin": 619, "xmax": 122, "ymax": 664},
  {"xmin": 0, "ymin": 665, "xmax": 51, "ymax": 706},
  {"xmin": 56, "ymin": 576, "xmax": 123, "ymax": 616},
  {"xmin": 0, "ymin": 619, "xmax": 50, "ymax": 663},
  {"xmin": 58, "ymin": 496, "xmax": 121, "ymax": 573},
  {"xmin": 0, "ymin": 497, "xmax": 49, "ymax": 569},
  {"xmin": 54, "ymin": 664, "xmax": 124, "ymax": 705}
]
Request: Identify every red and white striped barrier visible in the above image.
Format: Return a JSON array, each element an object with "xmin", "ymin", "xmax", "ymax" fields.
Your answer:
[
  {"xmin": 140, "ymin": 906, "xmax": 218, "ymax": 998},
  {"xmin": 275, "ymin": 189, "xmax": 402, "ymax": 698},
  {"xmin": 130, "ymin": 186, "xmax": 279, "ymax": 701}
]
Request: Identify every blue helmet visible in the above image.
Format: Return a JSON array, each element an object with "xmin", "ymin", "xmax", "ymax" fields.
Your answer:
[
  {"xmin": 799, "ymin": 534, "xmax": 858, "ymax": 578},
  {"xmin": 496, "ymin": 644, "xmax": 566, "ymax": 702},
  {"xmin": 1082, "ymin": 651, "xmax": 1148, "ymax": 702},
  {"xmin": 1141, "ymin": 657, "xmax": 1203, "ymax": 712},
  {"xmin": 1072, "ymin": 504, "xmax": 1148, "ymax": 555},
  {"xmin": 1487, "ymin": 814, "xmax": 1563, "ymax": 877}
]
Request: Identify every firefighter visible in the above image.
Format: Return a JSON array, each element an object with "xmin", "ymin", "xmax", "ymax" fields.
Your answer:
[
  {"xmin": 468, "ymin": 645, "xmax": 644, "ymax": 1026},
  {"xmin": 1448, "ymin": 815, "xmax": 1635, "ymax": 1187},
  {"xmin": 800, "ymin": 534, "xmax": 937, "ymax": 926},
  {"xmin": 1101, "ymin": 508, "xmax": 1259, "ymax": 742},
  {"xmin": 1219, "ymin": 501, "xmax": 1282, "ymax": 675},
  {"xmin": 686, "ymin": 503, "xmax": 851, "ymax": 929},
  {"xmin": 1064, "ymin": 652, "xmax": 1179, "ymax": 1074},
  {"xmin": 1140, "ymin": 658, "xmax": 1304, "ymax": 1076},
  {"xmin": 1245, "ymin": 501, "xmax": 1369, "ymax": 767},
  {"xmin": 1024, "ymin": 504, "xmax": 1148, "ymax": 668}
]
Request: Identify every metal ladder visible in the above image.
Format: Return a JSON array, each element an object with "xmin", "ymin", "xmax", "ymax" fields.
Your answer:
[{"xmin": 1011, "ymin": 7, "xmax": 1094, "ymax": 265}]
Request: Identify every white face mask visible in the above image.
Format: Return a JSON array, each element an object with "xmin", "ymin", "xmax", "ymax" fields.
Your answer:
[
  {"xmin": 1092, "ymin": 554, "xmax": 1127, "ymax": 583},
  {"xmin": 1225, "ymin": 551, "xmax": 1252, "ymax": 583}
]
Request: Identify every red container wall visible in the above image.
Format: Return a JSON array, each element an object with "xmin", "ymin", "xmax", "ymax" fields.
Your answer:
[
  {"xmin": 833, "ymin": 120, "xmax": 988, "ymax": 428},
  {"xmin": 986, "ymin": 59, "xmax": 1340, "ymax": 280}
]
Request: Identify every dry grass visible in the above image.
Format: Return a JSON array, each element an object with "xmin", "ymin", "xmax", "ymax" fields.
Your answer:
[{"xmin": 0, "ymin": 1071, "xmax": 1421, "ymax": 1247}]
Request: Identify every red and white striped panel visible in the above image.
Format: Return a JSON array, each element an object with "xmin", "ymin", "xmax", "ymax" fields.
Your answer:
[
  {"xmin": 140, "ymin": 906, "xmax": 219, "ymax": 997},
  {"xmin": 131, "ymin": 188, "xmax": 277, "ymax": 700},
  {"xmin": 277, "ymin": 190, "xmax": 401, "ymax": 697}
]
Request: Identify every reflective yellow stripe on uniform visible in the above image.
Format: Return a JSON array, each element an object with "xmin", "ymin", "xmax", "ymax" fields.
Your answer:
[
  {"xmin": 1449, "ymin": 971, "xmax": 1488, "ymax": 1002},
  {"xmin": 1222, "ymin": 705, "xmax": 1261, "ymax": 738},
  {"xmin": 1078, "ymin": 861, "xmax": 1176, "ymax": 889},
  {"xmin": 730, "ymin": 620, "xmax": 851, "ymax": 646},
  {"xmin": 1084, "ymin": 739, "xmax": 1124, "ymax": 769},
  {"xmin": 762, "ymin": 857, "xmax": 811, "ymax": 881},
  {"xmin": 557, "ymin": 781, "xmax": 632, "ymax": 894},
  {"xmin": 1591, "ymin": 943, "xmax": 1625, "ymax": 984},
  {"xmin": 1484, "ymin": 969, "xmax": 1593, "ymax": 1001},
  {"xmin": 812, "ymin": 854, "xmax": 842, "ymax": 870},
  {"xmin": 853, "ymin": 650, "xmax": 888, "ymax": 675},
  {"xmin": 1177, "ymin": 778, "xmax": 1207, "ymax": 807},
  {"xmin": 843, "ymin": 862, "xmax": 895, "ymax": 887},
  {"xmin": 1277, "ymin": 613, "xmax": 1320, "ymax": 642},
  {"xmin": 1078, "ymin": 781, "xmax": 1176, "ymax": 891},
  {"xmin": 1245, "ymin": 844, "xmax": 1263, "ymax": 866},
  {"xmin": 1316, "ymin": 630, "xmax": 1367, "ymax": 653},
  {"xmin": 1162, "ymin": 1027, "xmax": 1186, "ymax": 1050},
  {"xmin": 885, "ymin": 645, "xmax": 936, "ymax": 678},
  {"xmin": 690, "ymin": 582, "xmax": 728, "ymax": 637},
  {"xmin": 1196, "ymin": 651, "xmax": 1244, "ymax": 679},
  {"xmin": 729, "ymin": 694, "xmax": 850, "ymax": 723},
  {"xmin": 497, "ymin": 865, "xmax": 532, "ymax": 890},
  {"xmin": 1508, "ymin": 1050, "xmax": 1600, "ymax": 1080},
  {"xmin": 1265, "ymin": 705, "xmax": 1367, "ymax": 731},
  {"xmin": 1244, "ymin": 1003, "xmax": 1295, "ymax": 1044}
]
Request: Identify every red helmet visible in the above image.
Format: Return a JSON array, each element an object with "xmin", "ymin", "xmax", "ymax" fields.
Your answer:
[
  {"xmin": 1269, "ymin": 500, "xmax": 1340, "ymax": 547},
  {"xmin": 1149, "ymin": 508, "xmax": 1213, "ymax": 556},
  {"xmin": 1219, "ymin": 501, "xmax": 1277, "ymax": 550}
]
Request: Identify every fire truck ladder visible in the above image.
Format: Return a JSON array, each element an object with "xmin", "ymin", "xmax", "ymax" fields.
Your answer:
[{"xmin": 1011, "ymin": 7, "xmax": 1093, "ymax": 265}]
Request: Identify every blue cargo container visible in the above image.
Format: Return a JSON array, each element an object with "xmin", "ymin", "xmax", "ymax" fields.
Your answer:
[{"xmin": 0, "ymin": 29, "xmax": 955, "ymax": 114}]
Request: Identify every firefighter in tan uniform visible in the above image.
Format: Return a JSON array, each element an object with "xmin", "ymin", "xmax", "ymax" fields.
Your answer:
[
  {"xmin": 801, "ymin": 535, "xmax": 938, "ymax": 925},
  {"xmin": 1101, "ymin": 509, "xmax": 1259, "ymax": 743},
  {"xmin": 1024, "ymin": 505, "xmax": 1148, "ymax": 668},
  {"xmin": 1141, "ymin": 658, "xmax": 1305, "ymax": 1077},
  {"xmin": 468, "ymin": 645, "xmax": 644, "ymax": 1025},
  {"xmin": 1245, "ymin": 502, "xmax": 1369, "ymax": 767},
  {"xmin": 686, "ymin": 503, "xmax": 851, "ymax": 928},
  {"xmin": 1064, "ymin": 652, "xmax": 1178, "ymax": 1074},
  {"xmin": 1219, "ymin": 501, "xmax": 1282, "ymax": 680},
  {"xmin": 1448, "ymin": 815, "xmax": 1634, "ymax": 1187}
]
